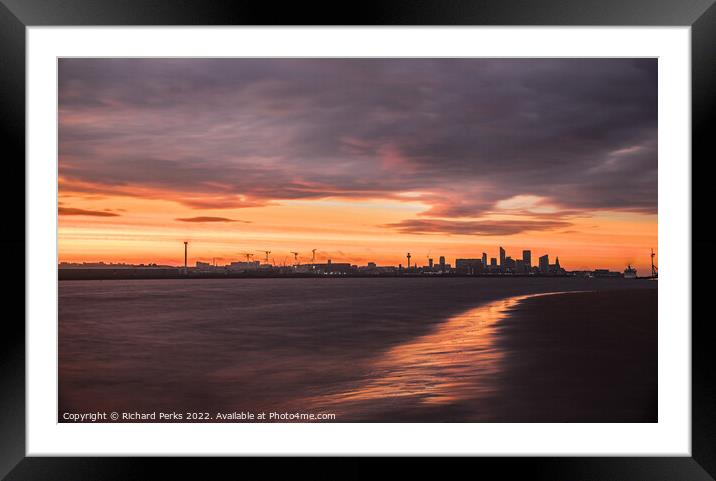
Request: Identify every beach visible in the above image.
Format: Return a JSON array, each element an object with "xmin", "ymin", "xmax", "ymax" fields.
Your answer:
[
  {"xmin": 58, "ymin": 277, "xmax": 657, "ymax": 422},
  {"xmin": 489, "ymin": 289, "xmax": 657, "ymax": 422}
]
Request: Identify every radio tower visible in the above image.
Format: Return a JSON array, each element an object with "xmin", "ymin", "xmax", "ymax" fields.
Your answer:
[
  {"xmin": 183, "ymin": 241, "xmax": 188, "ymax": 274},
  {"xmin": 651, "ymin": 248, "xmax": 658, "ymax": 278},
  {"xmin": 406, "ymin": 252, "xmax": 411, "ymax": 270}
]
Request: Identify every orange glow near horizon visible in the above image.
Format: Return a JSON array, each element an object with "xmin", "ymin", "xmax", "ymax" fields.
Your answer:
[{"xmin": 58, "ymin": 187, "xmax": 658, "ymax": 274}]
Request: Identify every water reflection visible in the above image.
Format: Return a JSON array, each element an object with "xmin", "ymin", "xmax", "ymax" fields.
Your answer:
[{"xmin": 314, "ymin": 292, "xmax": 569, "ymax": 413}]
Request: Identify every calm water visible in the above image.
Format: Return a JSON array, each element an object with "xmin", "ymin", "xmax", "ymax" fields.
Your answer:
[{"xmin": 58, "ymin": 277, "xmax": 655, "ymax": 421}]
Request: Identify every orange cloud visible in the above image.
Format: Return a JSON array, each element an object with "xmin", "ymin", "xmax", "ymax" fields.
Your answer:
[
  {"xmin": 175, "ymin": 216, "xmax": 250, "ymax": 223},
  {"xmin": 59, "ymin": 207, "xmax": 120, "ymax": 217}
]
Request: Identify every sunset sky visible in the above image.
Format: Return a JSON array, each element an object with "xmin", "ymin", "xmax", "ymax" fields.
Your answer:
[{"xmin": 58, "ymin": 58, "xmax": 657, "ymax": 272}]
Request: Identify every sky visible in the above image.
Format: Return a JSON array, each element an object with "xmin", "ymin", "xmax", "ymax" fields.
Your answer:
[{"xmin": 58, "ymin": 58, "xmax": 657, "ymax": 272}]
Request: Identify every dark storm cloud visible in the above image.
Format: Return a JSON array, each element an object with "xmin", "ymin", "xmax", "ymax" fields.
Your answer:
[
  {"xmin": 58, "ymin": 58, "xmax": 657, "ymax": 222},
  {"xmin": 58, "ymin": 207, "xmax": 120, "ymax": 217}
]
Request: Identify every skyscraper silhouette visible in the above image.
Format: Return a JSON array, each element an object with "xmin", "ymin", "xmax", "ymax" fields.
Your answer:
[{"xmin": 539, "ymin": 254, "xmax": 549, "ymax": 274}]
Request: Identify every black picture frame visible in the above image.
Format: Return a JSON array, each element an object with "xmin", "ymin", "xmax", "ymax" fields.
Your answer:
[{"xmin": 1, "ymin": 1, "xmax": 713, "ymax": 479}]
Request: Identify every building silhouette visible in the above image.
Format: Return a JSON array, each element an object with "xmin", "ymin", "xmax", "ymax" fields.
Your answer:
[
  {"xmin": 539, "ymin": 254, "xmax": 549, "ymax": 274},
  {"xmin": 229, "ymin": 261, "xmax": 260, "ymax": 271},
  {"xmin": 455, "ymin": 258, "xmax": 484, "ymax": 274},
  {"xmin": 504, "ymin": 256, "xmax": 515, "ymax": 271}
]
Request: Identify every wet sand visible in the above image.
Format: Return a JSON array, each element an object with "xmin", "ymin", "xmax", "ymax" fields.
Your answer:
[
  {"xmin": 488, "ymin": 288, "xmax": 658, "ymax": 422},
  {"xmin": 327, "ymin": 287, "xmax": 658, "ymax": 422},
  {"xmin": 58, "ymin": 279, "xmax": 657, "ymax": 422}
]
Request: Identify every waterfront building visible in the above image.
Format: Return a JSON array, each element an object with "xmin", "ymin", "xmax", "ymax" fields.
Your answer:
[
  {"xmin": 312, "ymin": 262, "xmax": 353, "ymax": 274},
  {"xmin": 455, "ymin": 258, "xmax": 484, "ymax": 274},
  {"xmin": 539, "ymin": 254, "xmax": 549, "ymax": 274},
  {"xmin": 593, "ymin": 269, "xmax": 621, "ymax": 278},
  {"xmin": 229, "ymin": 261, "xmax": 260, "ymax": 271},
  {"xmin": 523, "ymin": 250, "xmax": 532, "ymax": 268},
  {"xmin": 504, "ymin": 256, "xmax": 516, "ymax": 271}
]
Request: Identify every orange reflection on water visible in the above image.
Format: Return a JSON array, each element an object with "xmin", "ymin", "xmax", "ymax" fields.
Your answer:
[{"xmin": 317, "ymin": 292, "xmax": 568, "ymax": 410}]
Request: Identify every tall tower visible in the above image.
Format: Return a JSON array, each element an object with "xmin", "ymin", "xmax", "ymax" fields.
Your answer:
[
  {"xmin": 439, "ymin": 256, "xmax": 446, "ymax": 272},
  {"xmin": 183, "ymin": 241, "xmax": 188, "ymax": 272},
  {"xmin": 482, "ymin": 252, "xmax": 487, "ymax": 267},
  {"xmin": 406, "ymin": 252, "xmax": 412, "ymax": 269},
  {"xmin": 523, "ymin": 250, "xmax": 531, "ymax": 267},
  {"xmin": 539, "ymin": 254, "xmax": 549, "ymax": 274},
  {"xmin": 499, "ymin": 246, "xmax": 506, "ymax": 269}
]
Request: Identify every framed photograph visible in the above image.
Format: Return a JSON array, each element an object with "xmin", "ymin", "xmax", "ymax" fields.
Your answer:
[{"xmin": 2, "ymin": 0, "xmax": 713, "ymax": 479}]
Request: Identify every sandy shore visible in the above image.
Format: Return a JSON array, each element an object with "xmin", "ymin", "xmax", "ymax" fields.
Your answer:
[
  {"xmin": 58, "ymin": 279, "xmax": 657, "ymax": 422},
  {"xmin": 487, "ymin": 288, "xmax": 658, "ymax": 422}
]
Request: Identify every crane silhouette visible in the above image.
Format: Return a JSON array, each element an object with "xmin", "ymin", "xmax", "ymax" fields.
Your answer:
[
  {"xmin": 258, "ymin": 250, "xmax": 271, "ymax": 264},
  {"xmin": 239, "ymin": 253, "xmax": 254, "ymax": 262},
  {"xmin": 291, "ymin": 252, "xmax": 299, "ymax": 265},
  {"xmin": 311, "ymin": 249, "xmax": 317, "ymax": 264}
]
